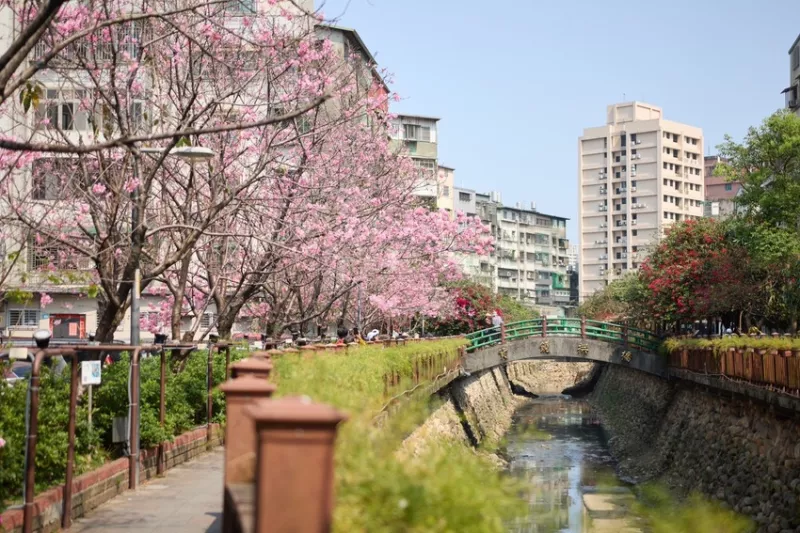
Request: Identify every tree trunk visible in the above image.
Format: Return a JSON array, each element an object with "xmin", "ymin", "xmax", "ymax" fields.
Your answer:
[
  {"xmin": 217, "ymin": 312, "xmax": 236, "ymax": 340},
  {"xmin": 94, "ymin": 294, "xmax": 127, "ymax": 342},
  {"xmin": 170, "ymin": 256, "xmax": 191, "ymax": 340}
]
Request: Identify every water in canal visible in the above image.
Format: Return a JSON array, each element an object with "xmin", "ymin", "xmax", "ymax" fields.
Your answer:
[
  {"xmin": 504, "ymin": 396, "xmax": 642, "ymax": 532},
  {"xmin": 504, "ymin": 397, "xmax": 754, "ymax": 533}
]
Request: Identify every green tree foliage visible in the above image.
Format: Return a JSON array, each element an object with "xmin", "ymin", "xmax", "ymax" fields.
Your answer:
[
  {"xmin": 717, "ymin": 110, "xmax": 800, "ymax": 228},
  {"xmin": 578, "ymin": 273, "xmax": 648, "ymax": 323},
  {"xmin": 716, "ymin": 110, "xmax": 800, "ymax": 330}
]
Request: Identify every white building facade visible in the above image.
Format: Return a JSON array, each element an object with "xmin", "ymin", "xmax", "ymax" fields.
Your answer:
[{"xmin": 578, "ymin": 102, "xmax": 704, "ymax": 301}]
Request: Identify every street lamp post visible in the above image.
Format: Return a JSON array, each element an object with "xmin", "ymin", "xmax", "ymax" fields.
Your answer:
[
  {"xmin": 130, "ymin": 146, "xmax": 216, "ymax": 346},
  {"xmin": 128, "ymin": 145, "xmax": 215, "ymax": 489}
]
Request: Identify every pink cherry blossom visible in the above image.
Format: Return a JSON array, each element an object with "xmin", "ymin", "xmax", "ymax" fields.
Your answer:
[{"xmin": 40, "ymin": 293, "xmax": 53, "ymax": 308}]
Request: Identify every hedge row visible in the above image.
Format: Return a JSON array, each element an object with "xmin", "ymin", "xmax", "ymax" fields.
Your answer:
[{"xmin": 0, "ymin": 349, "xmax": 242, "ymax": 512}]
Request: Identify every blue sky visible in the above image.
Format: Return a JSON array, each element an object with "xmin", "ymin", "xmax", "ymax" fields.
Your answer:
[{"xmin": 321, "ymin": 0, "xmax": 798, "ymax": 243}]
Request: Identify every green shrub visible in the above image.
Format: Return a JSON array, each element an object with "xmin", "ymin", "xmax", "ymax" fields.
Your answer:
[
  {"xmin": 271, "ymin": 340, "xmax": 527, "ymax": 532},
  {"xmin": 635, "ymin": 484, "xmax": 754, "ymax": 532},
  {"xmin": 0, "ymin": 348, "xmax": 247, "ymax": 512},
  {"xmin": 0, "ymin": 365, "xmax": 103, "ymax": 512}
]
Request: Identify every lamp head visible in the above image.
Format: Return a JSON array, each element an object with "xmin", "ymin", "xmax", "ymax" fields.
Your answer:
[
  {"xmin": 171, "ymin": 146, "xmax": 216, "ymax": 163},
  {"xmin": 33, "ymin": 329, "xmax": 51, "ymax": 349}
]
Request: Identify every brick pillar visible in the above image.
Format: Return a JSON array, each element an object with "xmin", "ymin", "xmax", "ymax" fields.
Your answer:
[
  {"xmin": 249, "ymin": 351, "xmax": 273, "ymax": 361},
  {"xmin": 230, "ymin": 358, "xmax": 274, "ymax": 380},
  {"xmin": 219, "ymin": 377, "xmax": 277, "ymax": 485},
  {"xmin": 580, "ymin": 317, "xmax": 587, "ymax": 339},
  {"xmin": 541, "ymin": 316, "xmax": 548, "ymax": 337},
  {"xmin": 247, "ymin": 397, "xmax": 347, "ymax": 533}
]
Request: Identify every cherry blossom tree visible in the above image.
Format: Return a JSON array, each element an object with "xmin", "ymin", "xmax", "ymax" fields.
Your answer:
[
  {"xmin": 0, "ymin": 0, "xmax": 392, "ymax": 340},
  {"xmin": 0, "ymin": 0, "xmax": 493, "ymax": 343}
]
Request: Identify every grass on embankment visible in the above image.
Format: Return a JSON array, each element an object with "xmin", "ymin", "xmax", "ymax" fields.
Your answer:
[
  {"xmin": 634, "ymin": 483, "xmax": 755, "ymax": 533},
  {"xmin": 270, "ymin": 339, "xmax": 528, "ymax": 533},
  {"xmin": 663, "ymin": 336, "xmax": 800, "ymax": 355}
]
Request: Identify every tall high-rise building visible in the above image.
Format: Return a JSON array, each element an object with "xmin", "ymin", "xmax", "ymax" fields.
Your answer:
[{"xmin": 578, "ymin": 102, "xmax": 704, "ymax": 301}]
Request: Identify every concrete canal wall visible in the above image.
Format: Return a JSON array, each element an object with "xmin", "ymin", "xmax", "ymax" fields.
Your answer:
[
  {"xmin": 591, "ymin": 365, "xmax": 800, "ymax": 533},
  {"xmin": 402, "ymin": 361, "xmax": 593, "ymax": 456}
]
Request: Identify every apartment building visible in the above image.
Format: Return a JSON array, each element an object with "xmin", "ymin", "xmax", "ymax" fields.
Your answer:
[
  {"xmin": 389, "ymin": 114, "xmax": 440, "ymax": 198},
  {"xmin": 437, "ymin": 165, "xmax": 456, "ymax": 213},
  {"xmin": 452, "ymin": 191, "xmax": 571, "ymax": 315},
  {"xmin": 783, "ymin": 33, "xmax": 800, "ymax": 115},
  {"xmin": 578, "ymin": 102, "xmax": 704, "ymax": 301},
  {"xmin": 703, "ymin": 155, "xmax": 740, "ymax": 219}
]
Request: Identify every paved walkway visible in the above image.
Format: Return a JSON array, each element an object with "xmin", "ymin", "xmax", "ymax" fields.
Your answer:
[{"xmin": 71, "ymin": 448, "xmax": 224, "ymax": 533}]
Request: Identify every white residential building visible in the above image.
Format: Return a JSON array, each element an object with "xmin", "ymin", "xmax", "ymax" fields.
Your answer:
[
  {"xmin": 453, "ymin": 190, "xmax": 571, "ymax": 315},
  {"xmin": 578, "ymin": 102, "xmax": 704, "ymax": 301}
]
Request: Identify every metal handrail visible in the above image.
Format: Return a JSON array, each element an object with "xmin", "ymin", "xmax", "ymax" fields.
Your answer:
[{"xmin": 465, "ymin": 318, "xmax": 661, "ymax": 353}]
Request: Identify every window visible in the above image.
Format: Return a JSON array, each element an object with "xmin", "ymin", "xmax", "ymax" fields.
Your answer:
[
  {"xmin": 129, "ymin": 101, "xmax": 144, "ymax": 131},
  {"xmin": 459, "ymin": 191, "xmax": 471, "ymax": 202},
  {"xmin": 630, "ymin": 133, "xmax": 637, "ymax": 143},
  {"xmin": 35, "ymin": 90, "xmax": 87, "ymax": 130},
  {"xmin": 664, "ymin": 212, "xmax": 669, "ymax": 219},
  {"xmin": 621, "ymin": 134, "xmax": 626, "ymax": 147},
  {"xmin": 403, "ymin": 124, "xmax": 431, "ymax": 142},
  {"xmin": 200, "ymin": 313, "xmax": 214, "ymax": 329},
  {"xmin": 32, "ymin": 158, "xmax": 77, "ymax": 200},
  {"xmin": 9, "ymin": 309, "xmax": 39, "ymax": 328},
  {"xmin": 442, "ymin": 185, "xmax": 450, "ymax": 197},
  {"xmin": 793, "ymin": 46, "xmax": 800, "ymax": 70},
  {"xmin": 27, "ymin": 236, "xmax": 89, "ymax": 271},
  {"xmin": 632, "ymin": 230, "xmax": 638, "ymax": 236},
  {"xmin": 631, "ymin": 180, "xmax": 637, "ymax": 187},
  {"xmin": 225, "ymin": 0, "xmax": 255, "ymax": 13},
  {"xmin": 413, "ymin": 158, "xmax": 435, "ymax": 170},
  {"xmin": 632, "ymin": 213, "xmax": 637, "ymax": 220},
  {"xmin": 725, "ymin": 183, "xmax": 733, "ymax": 191}
]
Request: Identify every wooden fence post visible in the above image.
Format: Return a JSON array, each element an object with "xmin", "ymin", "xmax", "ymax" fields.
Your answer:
[
  {"xmin": 220, "ymin": 376, "xmax": 276, "ymax": 533},
  {"xmin": 247, "ymin": 397, "xmax": 347, "ymax": 533},
  {"xmin": 231, "ymin": 358, "xmax": 274, "ymax": 380}
]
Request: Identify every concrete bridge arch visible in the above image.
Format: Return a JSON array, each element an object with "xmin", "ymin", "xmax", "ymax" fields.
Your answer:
[{"xmin": 463, "ymin": 336, "xmax": 667, "ymax": 377}]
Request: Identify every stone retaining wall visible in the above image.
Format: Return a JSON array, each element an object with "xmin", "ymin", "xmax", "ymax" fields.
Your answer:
[
  {"xmin": 1, "ymin": 425, "xmax": 223, "ymax": 533},
  {"xmin": 403, "ymin": 361, "xmax": 596, "ymax": 457},
  {"xmin": 591, "ymin": 365, "xmax": 800, "ymax": 533},
  {"xmin": 402, "ymin": 367, "xmax": 520, "ymax": 456},
  {"xmin": 507, "ymin": 361, "xmax": 595, "ymax": 396}
]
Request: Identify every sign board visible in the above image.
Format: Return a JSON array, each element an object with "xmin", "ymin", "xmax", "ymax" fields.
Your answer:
[
  {"xmin": 81, "ymin": 361, "xmax": 102, "ymax": 385},
  {"xmin": 42, "ymin": 313, "xmax": 49, "ymax": 319},
  {"xmin": 9, "ymin": 347, "xmax": 28, "ymax": 360}
]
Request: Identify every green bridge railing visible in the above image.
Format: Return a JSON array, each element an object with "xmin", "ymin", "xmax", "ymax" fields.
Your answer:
[{"xmin": 465, "ymin": 317, "xmax": 661, "ymax": 354}]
